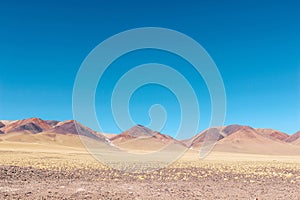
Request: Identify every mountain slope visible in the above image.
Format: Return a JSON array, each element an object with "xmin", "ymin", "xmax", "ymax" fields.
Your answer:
[
  {"xmin": 292, "ymin": 137, "xmax": 300, "ymax": 145},
  {"xmin": 111, "ymin": 125, "xmax": 186, "ymax": 151},
  {"xmin": 0, "ymin": 119, "xmax": 110, "ymax": 148},
  {"xmin": 45, "ymin": 120, "xmax": 60, "ymax": 127},
  {"xmin": 214, "ymin": 127, "xmax": 300, "ymax": 154},
  {"xmin": 3, "ymin": 118, "xmax": 52, "ymax": 134},
  {"xmin": 188, "ymin": 125, "xmax": 300, "ymax": 155},
  {"xmin": 1, "ymin": 118, "xmax": 299, "ymax": 154},
  {"xmin": 255, "ymin": 128, "xmax": 289, "ymax": 142},
  {"xmin": 187, "ymin": 125, "xmax": 252, "ymax": 147},
  {"xmin": 0, "ymin": 122, "xmax": 5, "ymax": 129},
  {"xmin": 183, "ymin": 127, "xmax": 223, "ymax": 147},
  {"xmin": 286, "ymin": 131, "xmax": 300, "ymax": 144},
  {"xmin": 46, "ymin": 120, "xmax": 108, "ymax": 142}
]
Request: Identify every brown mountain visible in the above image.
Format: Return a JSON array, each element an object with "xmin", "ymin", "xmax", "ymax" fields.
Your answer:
[
  {"xmin": 183, "ymin": 127, "xmax": 223, "ymax": 147},
  {"xmin": 255, "ymin": 128, "xmax": 289, "ymax": 142},
  {"xmin": 187, "ymin": 125, "xmax": 300, "ymax": 155},
  {"xmin": 46, "ymin": 120, "xmax": 60, "ymax": 127},
  {"xmin": 111, "ymin": 125, "xmax": 185, "ymax": 151},
  {"xmin": 1, "ymin": 118, "xmax": 299, "ymax": 154},
  {"xmin": 3, "ymin": 118, "xmax": 52, "ymax": 134},
  {"xmin": 217, "ymin": 126, "xmax": 275, "ymax": 145},
  {"xmin": 189, "ymin": 125, "xmax": 292, "ymax": 147},
  {"xmin": 186, "ymin": 125, "xmax": 253, "ymax": 147},
  {"xmin": 0, "ymin": 118, "xmax": 109, "ymax": 144},
  {"xmin": 221, "ymin": 125, "xmax": 249, "ymax": 136},
  {"xmin": 0, "ymin": 119, "xmax": 110, "ymax": 148},
  {"xmin": 111, "ymin": 125, "xmax": 178, "ymax": 142},
  {"xmin": 286, "ymin": 131, "xmax": 300, "ymax": 144},
  {"xmin": 46, "ymin": 120, "xmax": 108, "ymax": 142}
]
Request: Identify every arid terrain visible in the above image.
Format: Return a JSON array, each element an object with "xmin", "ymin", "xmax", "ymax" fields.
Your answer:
[{"xmin": 0, "ymin": 118, "xmax": 300, "ymax": 199}]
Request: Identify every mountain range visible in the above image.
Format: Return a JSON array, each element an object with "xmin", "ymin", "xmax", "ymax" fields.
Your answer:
[{"xmin": 0, "ymin": 118, "xmax": 300, "ymax": 154}]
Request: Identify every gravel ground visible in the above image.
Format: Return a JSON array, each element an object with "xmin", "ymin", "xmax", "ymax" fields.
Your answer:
[{"xmin": 1, "ymin": 165, "xmax": 299, "ymax": 200}]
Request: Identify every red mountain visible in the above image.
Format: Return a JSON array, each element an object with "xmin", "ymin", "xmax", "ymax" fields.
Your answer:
[
  {"xmin": 285, "ymin": 131, "xmax": 300, "ymax": 144},
  {"xmin": 47, "ymin": 120, "xmax": 108, "ymax": 142},
  {"xmin": 255, "ymin": 128, "xmax": 289, "ymax": 142},
  {"xmin": 0, "ymin": 118, "xmax": 108, "ymax": 142},
  {"xmin": 110, "ymin": 125, "xmax": 186, "ymax": 150},
  {"xmin": 186, "ymin": 125, "xmax": 253, "ymax": 147},
  {"xmin": 3, "ymin": 118, "xmax": 52, "ymax": 134},
  {"xmin": 45, "ymin": 120, "xmax": 60, "ymax": 127}
]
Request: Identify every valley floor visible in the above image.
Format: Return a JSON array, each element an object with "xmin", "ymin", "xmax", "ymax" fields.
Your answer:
[{"xmin": 0, "ymin": 146, "xmax": 300, "ymax": 199}]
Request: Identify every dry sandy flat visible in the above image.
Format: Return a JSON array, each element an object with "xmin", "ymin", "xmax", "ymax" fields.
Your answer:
[{"xmin": 0, "ymin": 141, "xmax": 300, "ymax": 200}]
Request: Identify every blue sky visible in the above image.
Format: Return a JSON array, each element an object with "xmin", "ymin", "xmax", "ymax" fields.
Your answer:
[{"xmin": 0, "ymin": 0, "xmax": 299, "ymax": 135}]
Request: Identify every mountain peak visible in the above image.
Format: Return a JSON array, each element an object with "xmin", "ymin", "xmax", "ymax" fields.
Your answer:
[
  {"xmin": 221, "ymin": 124, "xmax": 254, "ymax": 136},
  {"xmin": 110, "ymin": 125, "xmax": 185, "ymax": 148},
  {"xmin": 125, "ymin": 125, "xmax": 155, "ymax": 137},
  {"xmin": 3, "ymin": 118, "xmax": 52, "ymax": 134},
  {"xmin": 112, "ymin": 125, "xmax": 162, "ymax": 139},
  {"xmin": 48, "ymin": 120, "xmax": 108, "ymax": 142}
]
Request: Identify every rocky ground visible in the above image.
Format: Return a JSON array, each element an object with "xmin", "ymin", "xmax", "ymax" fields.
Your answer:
[{"xmin": 1, "ymin": 163, "xmax": 300, "ymax": 200}]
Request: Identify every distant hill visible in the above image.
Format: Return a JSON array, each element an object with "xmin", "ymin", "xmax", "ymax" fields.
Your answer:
[
  {"xmin": 2, "ymin": 118, "xmax": 52, "ymax": 134},
  {"xmin": 45, "ymin": 120, "xmax": 108, "ymax": 142},
  {"xmin": 188, "ymin": 125, "xmax": 300, "ymax": 155},
  {"xmin": 0, "ymin": 118, "xmax": 109, "ymax": 145},
  {"xmin": 0, "ymin": 118, "xmax": 299, "ymax": 154},
  {"xmin": 110, "ymin": 125, "xmax": 186, "ymax": 151}
]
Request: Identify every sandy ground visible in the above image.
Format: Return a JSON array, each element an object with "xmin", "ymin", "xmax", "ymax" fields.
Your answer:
[{"xmin": 0, "ymin": 144, "xmax": 300, "ymax": 199}]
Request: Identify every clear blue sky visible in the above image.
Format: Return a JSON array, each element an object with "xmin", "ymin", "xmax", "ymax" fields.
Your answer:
[{"xmin": 0, "ymin": 0, "xmax": 299, "ymax": 135}]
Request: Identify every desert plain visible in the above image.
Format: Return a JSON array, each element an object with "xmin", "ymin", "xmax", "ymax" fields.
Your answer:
[{"xmin": 0, "ymin": 118, "xmax": 300, "ymax": 199}]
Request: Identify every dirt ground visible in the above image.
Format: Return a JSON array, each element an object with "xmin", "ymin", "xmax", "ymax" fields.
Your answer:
[{"xmin": 0, "ymin": 149, "xmax": 300, "ymax": 199}]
